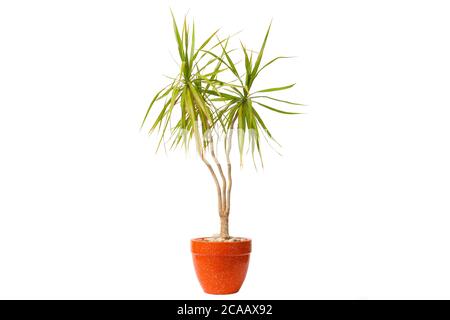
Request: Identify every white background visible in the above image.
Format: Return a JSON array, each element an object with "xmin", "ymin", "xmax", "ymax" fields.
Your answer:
[{"xmin": 1, "ymin": 0, "xmax": 450, "ymax": 299}]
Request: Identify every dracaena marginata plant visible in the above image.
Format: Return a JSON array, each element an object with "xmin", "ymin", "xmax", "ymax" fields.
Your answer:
[{"xmin": 141, "ymin": 13, "xmax": 302, "ymax": 240}]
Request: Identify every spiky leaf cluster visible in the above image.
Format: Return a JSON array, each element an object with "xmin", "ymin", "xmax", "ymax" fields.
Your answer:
[{"xmin": 142, "ymin": 13, "xmax": 302, "ymax": 166}]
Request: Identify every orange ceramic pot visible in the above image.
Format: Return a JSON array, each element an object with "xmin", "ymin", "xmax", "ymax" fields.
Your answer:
[{"xmin": 191, "ymin": 238, "xmax": 252, "ymax": 295}]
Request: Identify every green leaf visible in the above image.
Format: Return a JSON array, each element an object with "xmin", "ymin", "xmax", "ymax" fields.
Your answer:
[
  {"xmin": 218, "ymin": 40, "xmax": 244, "ymax": 86},
  {"xmin": 156, "ymin": 87, "xmax": 180, "ymax": 151},
  {"xmin": 251, "ymin": 106, "xmax": 273, "ymax": 138},
  {"xmin": 204, "ymin": 89, "xmax": 237, "ymax": 100},
  {"xmin": 255, "ymin": 83, "xmax": 296, "ymax": 93},
  {"xmin": 190, "ymin": 21, "xmax": 195, "ymax": 66},
  {"xmin": 250, "ymin": 22, "xmax": 272, "ymax": 87},
  {"xmin": 256, "ymin": 56, "xmax": 294, "ymax": 77},
  {"xmin": 149, "ymin": 97, "xmax": 172, "ymax": 132},
  {"xmin": 240, "ymin": 41, "xmax": 252, "ymax": 87},
  {"xmin": 170, "ymin": 10, "xmax": 184, "ymax": 61},
  {"xmin": 183, "ymin": 17, "xmax": 190, "ymax": 71},
  {"xmin": 184, "ymin": 89, "xmax": 202, "ymax": 154},
  {"xmin": 189, "ymin": 85, "xmax": 213, "ymax": 124},
  {"xmin": 252, "ymin": 95, "xmax": 304, "ymax": 105},
  {"xmin": 191, "ymin": 30, "xmax": 219, "ymax": 62},
  {"xmin": 254, "ymin": 101, "xmax": 300, "ymax": 114},
  {"xmin": 141, "ymin": 84, "xmax": 171, "ymax": 129}
]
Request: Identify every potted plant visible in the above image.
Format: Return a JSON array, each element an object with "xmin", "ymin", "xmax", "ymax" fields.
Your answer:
[{"xmin": 142, "ymin": 12, "xmax": 301, "ymax": 295}]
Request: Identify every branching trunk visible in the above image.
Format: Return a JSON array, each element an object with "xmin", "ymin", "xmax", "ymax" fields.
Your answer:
[
  {"xmin": 210, "ymin": 138, "xmax": 229, "ymax": 239},
  {"xmin": 208, "ymin": 132, "xmax": 227, "ymax": 218},
  {"xmin": 197, "ymin": 116, "xmax": 237, "ymax": 240},
  {"xmin": 200, "ymin": 153, "xmax": 223, "ymax": 216},
  {"xmin": 225, "ymin": 117, "xmax": 237, "ymax": 215},
  {"xmin": 221, "ymin": 117, "xmax": 237, "ymax": 238}
]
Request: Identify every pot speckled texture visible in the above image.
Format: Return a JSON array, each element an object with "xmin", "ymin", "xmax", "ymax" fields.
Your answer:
[{"xmin": 191, "ymin": 238, "xmax": 252, "ymax": 295}]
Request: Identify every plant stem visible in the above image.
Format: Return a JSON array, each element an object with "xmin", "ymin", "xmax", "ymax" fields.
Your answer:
[
  {"xmin": 225, "ymin": 116, "xmax": 237, "ymax": 216},
  {"xmin": 205, "ymin": 125, "xmax": 229, "ymax": 238},
  {"xmin": 194, "ymin": 106, "xmax": 233, "ymax": 239},
  {"xmin": 220, "ymin": 215, "xmax": 229, "ymax": 239},
  {"xmin": 209, "ymin": 138, "xmax": 227, "ymax": 216},
  {"xmin": 219, "ymin": 116, "xmax": 237, "ymax": 239},
  {"xmin": 200, "ymin": 152, "xmax": 223, "ymax": 218},
  {"xmin": 210, "ymin": 135, "xmax": 229, "ymax": 238}
]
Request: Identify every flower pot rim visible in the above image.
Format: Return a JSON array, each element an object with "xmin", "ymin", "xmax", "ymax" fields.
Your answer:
[
  {"xmin": 191, "ymin": 237, "xmax": 252, "ymax": 243},
  {"xmin": 191, "ymin": 237, "xmax": 252, "ymax": 255}
]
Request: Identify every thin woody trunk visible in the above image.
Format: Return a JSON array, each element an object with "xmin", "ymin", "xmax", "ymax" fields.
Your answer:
[
  {"xmin": 197, "ymin": 114, "xmax": 235, "ymax": 240},
  {"xmin": 204, "ymin": 124, "xmax": 230, "ymax": 239},
  {"xmin": 193, "ymin": 117, "xmax": 223, "ymax": 220},
  {"xmin": 220, "ymin": 215, "xmax": 229, "ymax": 239},
  {"xmin": 212, "ymin": 146, "xmax": 229, "ymax": 239},
  {"xmin": 225, "ymin": 121, "xmax": 236, "ymax": 215},
  {"xmin": 200, "ymin": 153, "xmax": 222, "ymax": 216},
  {"xmin": 220, "ymin": 117, "xmax": 237, "ymax": 238},
  {"xmin": 208, "ymin": 132, "xmax": 227, "ymax": 217}
]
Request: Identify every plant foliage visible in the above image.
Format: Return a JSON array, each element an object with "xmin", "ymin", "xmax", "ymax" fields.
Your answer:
[{"xmin": 142, "ymin": 13, "xmax": 302, "ymax": 167}]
